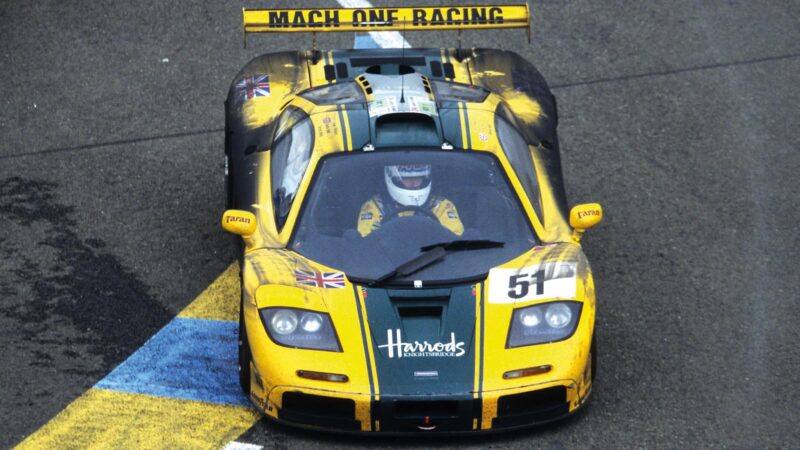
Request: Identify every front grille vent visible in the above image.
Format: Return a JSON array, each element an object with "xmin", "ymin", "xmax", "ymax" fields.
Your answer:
[{"xmin": 492, "ymin": 386, "xmax": 569, "ymax": 428}]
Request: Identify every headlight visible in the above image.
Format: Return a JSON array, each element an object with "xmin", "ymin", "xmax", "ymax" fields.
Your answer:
[
  {"xmin": 507, "ymin": 301, "xmax": 582, "ymax": 348},
  {"xmin": 260, "ymin": 308, "xmax": 341, "ymax": 352},
  {"xmin": 545, "ymin": 303, "xmax": 572, "ymax": 328},
  {"xmin": 300, "ymin": 312, "xmax": 323, "ymax": 333},
  {"xmin": 271, "ymin": 310, "xmax": 298, "ymax": 335},
  {"xmin": 518, "ymin": 308, "xmax": 543, "ymax": 327}
]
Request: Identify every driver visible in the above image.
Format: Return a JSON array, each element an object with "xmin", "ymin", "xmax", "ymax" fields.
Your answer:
[{"xmin": 358, "ymin": 164, "xmax": 464, "ymax": 237}]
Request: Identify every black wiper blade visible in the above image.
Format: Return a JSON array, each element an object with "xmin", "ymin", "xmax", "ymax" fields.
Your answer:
[
  {"xmin": 369, "ymin": 240, "xmax": 504, "ymax": 286},
  {"xmin": 370, "ymin": 246, "xmax": 447, "ymax": 286},
  {"xmin": 420, "ymin": 239, "xmax": 504, "ymax": 252}
]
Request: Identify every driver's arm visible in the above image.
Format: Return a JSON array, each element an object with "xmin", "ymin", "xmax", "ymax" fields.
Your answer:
[
  {"xmin": 431, "ymin": 198, "xmax": 464, "ymax": 236},
  {"xmin": 357, "ymin": 198, "xmax": 383, "ymax": 237}
]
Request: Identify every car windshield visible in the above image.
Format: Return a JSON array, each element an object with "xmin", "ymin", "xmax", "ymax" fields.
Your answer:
[{"xmin": 290, "ymin": 149, "xmax": 538, "ymax": 285}]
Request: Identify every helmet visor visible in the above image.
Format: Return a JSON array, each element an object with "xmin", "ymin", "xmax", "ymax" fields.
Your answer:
[{"xmin": 386, "ymin": 164, "xmax": 431, "ymax": 190}]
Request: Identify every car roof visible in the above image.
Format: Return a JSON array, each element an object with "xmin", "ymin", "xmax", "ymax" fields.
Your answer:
[{"xmin": 226, "ymin": 48, "xmax": 572, "ymax": 247}]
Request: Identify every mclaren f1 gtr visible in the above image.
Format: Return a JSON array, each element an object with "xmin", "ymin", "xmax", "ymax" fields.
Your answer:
[{"xmin": 221, "ymin": 5, "xmax": 603, "ymax": 433}]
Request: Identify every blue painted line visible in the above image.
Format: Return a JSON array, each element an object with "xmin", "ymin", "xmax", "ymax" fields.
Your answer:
[
  {"xmin": 95, "ymin": 317, "xmax": 249, "ymax": 406},
  {"xmin": 354, "ymin": 33, "xmax": 379, "ymax": 49}
]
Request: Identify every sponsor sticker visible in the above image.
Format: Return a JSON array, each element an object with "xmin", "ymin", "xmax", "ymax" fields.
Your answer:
[
  {"xmin": 414, "ymin": 370, "xmax": 439, "ymax": 378},
  {"xmin": 250, "ymin": 392, "xmax": 268, "ymax": 410},
  {"xmin": 488, "ymin": 262, "xmax": 577, "ymax": 304},
  {"xmin": 368, "ymin": 96, "xmax": 399, "ymax": 117},
  {"xmin": 408, "ymin": 96, "xmax": 438, "ymax": 115},
  {"xmin": 317, "ymin": 114, "xmax": 339, "ymax": 137},
  {"xmin": 378, "ymin": 329, "xmax": 466, "ymax": 358}
]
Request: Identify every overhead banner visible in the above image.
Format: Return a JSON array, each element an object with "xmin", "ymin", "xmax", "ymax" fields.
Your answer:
[{"xmin": 243, "ymin": 5, "xmax": 530, "ymax": 33}]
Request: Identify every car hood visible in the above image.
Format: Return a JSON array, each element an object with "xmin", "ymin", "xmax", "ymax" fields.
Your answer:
[{"xmin": 242, "ymin": 242, "xmax": 592, "ymax": 396}]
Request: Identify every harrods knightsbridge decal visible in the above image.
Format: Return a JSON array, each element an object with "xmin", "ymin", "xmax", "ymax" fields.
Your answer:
[{"xmin": 378, "ymin": 329, "xmax": 466, "ymax": 358}]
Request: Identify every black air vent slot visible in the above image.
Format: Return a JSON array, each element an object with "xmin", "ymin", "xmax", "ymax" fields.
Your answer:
[
  {"xmin": 365, "ymin": 64, "xmax": 416, "ymax": 75},
  {"xmin": 280, "ymin": 392, "xmax": 360, "ymax": 430},
  {"xmin": 351, "ymin": 56, "xmax": 426, "ymax": 67},
  {"xmin": 398, "ymin": 306, "xmax": 442, "ymax": 318},
  {"xmin": 389, "ymin": 293, "xmax": 449, "ymax": 302},
  {"xmin": 335, "ymin": 62, "xmax": 348, "ymax": 78},
  {"xmin": 430, "ymin": 60, "xmax": 443, "ymax": 78},
  {"xmin": 443, "ymin": 62, "xmax": 456, "ymax": 79},
  {"xmin": 323, "ymin": 64, "xmax": 336, "ymax": 81},
  {"xmin": 492, "ymin": 386, "xmax": 569, "ymax": 429}
]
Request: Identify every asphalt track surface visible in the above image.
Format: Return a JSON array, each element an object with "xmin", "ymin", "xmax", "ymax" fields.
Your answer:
[{"xmin": 1, "ymin": 0, "xmax": 799, "ymax": 448}]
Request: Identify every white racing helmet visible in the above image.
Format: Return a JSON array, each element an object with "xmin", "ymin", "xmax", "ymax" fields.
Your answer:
[{"xmin": 384, "ymin": 164, "xmax": 432, "ymax": 206}]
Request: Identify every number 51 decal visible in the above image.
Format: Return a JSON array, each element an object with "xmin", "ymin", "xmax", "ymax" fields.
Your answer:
[
  {"xmin": 489, "ymin": 262, "xmax": 577, "ymax": 304},
  {"xmin": 508, "ymin": 269, "xmax": 545, "ymax": 299}
]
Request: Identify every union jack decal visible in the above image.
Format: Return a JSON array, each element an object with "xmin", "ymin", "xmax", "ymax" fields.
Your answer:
[
  {"xmin": 295, "ymin": 269, "xmax": 346, "ymax": 289},
  {"xmin": 235, "ymin": 74, "xmax": 270, "ymax": 103}
]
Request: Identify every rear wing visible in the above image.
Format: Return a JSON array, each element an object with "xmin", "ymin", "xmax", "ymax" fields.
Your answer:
[{"xmin": 242, "ymin": 5, "xmax": 530, "ymax": 47}]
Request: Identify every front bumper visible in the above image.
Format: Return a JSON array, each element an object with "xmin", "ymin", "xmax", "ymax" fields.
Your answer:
[{"xmin": 253, "ymin": 378, "xmax": 589, "ymax": 433}]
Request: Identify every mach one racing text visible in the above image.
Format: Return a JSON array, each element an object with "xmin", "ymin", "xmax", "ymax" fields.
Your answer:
[{"xmin": 264, "ymin": 7, "xmax": 508, "ymax": 29}]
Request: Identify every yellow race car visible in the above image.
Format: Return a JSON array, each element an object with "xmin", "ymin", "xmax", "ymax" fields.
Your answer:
[{"xmin": 222, "ymin": 5, "xmax": 603, "ymax": 433}]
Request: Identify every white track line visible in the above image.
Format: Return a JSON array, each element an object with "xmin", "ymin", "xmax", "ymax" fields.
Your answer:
[
  {"xmin": 223, "ymin": 442, "xmax": 263, "ymax": 450},
  {"xmin": 337, "ymin": 0, "xmax": 411, "ymax": 48}
]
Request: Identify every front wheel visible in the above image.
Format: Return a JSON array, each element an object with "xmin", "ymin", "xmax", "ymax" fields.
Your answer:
[{"xmin": 238, "ymin": 286, "xmax": 252, "ymax": 395}]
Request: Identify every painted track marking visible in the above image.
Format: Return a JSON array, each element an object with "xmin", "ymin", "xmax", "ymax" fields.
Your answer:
[{"xmin": 16, "ymin": 263, "xmax": 258, "ymax": 449}]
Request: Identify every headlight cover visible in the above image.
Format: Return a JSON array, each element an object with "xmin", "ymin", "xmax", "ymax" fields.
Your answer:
[
  {"xmin": 299, "ymin": 82, "xmax": 364, "ymax": 105},
  {"xmin": 506, "ymin": 301, "xmax": 582, "ymax": 348},
  {"xmin": 260, "ymin": 307, "xmax": 341, "ymax": 352},
  {"xmin": 431, "ymin": 80, "xmax": 490, "ymax": 103}
]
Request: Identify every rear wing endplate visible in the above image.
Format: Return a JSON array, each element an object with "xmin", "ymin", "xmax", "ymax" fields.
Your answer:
[{"xmin": 242, "ymin": 5, "xmax": 530, "ymax": 48}]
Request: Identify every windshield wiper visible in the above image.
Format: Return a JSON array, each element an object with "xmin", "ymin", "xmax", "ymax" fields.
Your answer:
[
  {"xmin": 369, "ymin": 239, "xmax": 505, "ymax": 286},
  {"xmin": 420, "ymin": 239, "xmax": 505, "ymax": 252}
]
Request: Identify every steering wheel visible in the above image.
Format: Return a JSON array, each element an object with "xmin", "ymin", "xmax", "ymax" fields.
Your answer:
[{"xmin": 382, "ymin": 205, "xmax": 438, "ymax": 222}]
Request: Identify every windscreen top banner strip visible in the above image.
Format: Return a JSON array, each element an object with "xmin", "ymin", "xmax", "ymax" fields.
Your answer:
[{"xmin": 243, "ymin": 5, "xmax": 529, "ymax": 33}]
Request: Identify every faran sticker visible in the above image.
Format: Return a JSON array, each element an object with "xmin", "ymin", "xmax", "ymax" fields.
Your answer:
[{"xmin": 488, "ymin": 262, "xmax": 577, "ymax": 304}]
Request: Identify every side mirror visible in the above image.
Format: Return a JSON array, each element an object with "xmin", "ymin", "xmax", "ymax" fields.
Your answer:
[
  {"xmin": 569, "ymin": 203, "xmax": 603, "ymax": 242},
  {"xmin": 221, "ymin": 209, "xmax": 257, "ymax": 236}
]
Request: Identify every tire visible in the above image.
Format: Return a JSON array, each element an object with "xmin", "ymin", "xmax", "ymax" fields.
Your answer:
[
  {"xmin": 590, "ymin": 333, "xmax": 597, "ymax": 382},
  {"xmin": 238, "ymin": 283, "xmax": 252, "ymax": 395}
]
